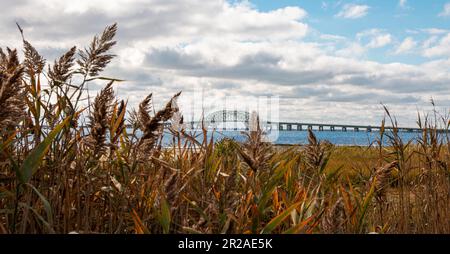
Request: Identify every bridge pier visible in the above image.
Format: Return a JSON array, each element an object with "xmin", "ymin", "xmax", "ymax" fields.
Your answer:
[
  {"xmin": 330, "ymin": 126, "xmax": 335, "ymax": 131},
  {"xmin": 342, "ymin": 126, "xmax": 347, "ymax": 132},
  {"xmin": 279, "ymin": 124, "xmax": 284, "ymax": 131},
  {"xmin": 319, "ymin": 126, "xmax": 324, "ymax": 131},
  {"xmin": 297, "ymin": 124, "xmax": 302, "ymax": 131},
  {"xmin": 354, "ymin": 127, "xmax": 359, "ymax": 132},
  {"xmin": 367, "ymin": 127, "xmax": 372, "ymax": 132},
  {"xmin": 287, "ymin": 124, "xmax": 292, "ymax": 131}
]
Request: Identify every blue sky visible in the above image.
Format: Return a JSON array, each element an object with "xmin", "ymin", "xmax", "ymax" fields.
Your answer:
[
  {"xmin": 1, "ymin": 0, "xmax": 450, "ymax": 126},
  {"xmin": 250, "ymin": 0, "xmax": 450, "ymax": 64}
]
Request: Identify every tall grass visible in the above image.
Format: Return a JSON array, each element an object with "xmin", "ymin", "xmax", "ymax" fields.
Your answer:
[{"xmin": 0, "ymin": 24, "xmax": 449, "ymax": 234}]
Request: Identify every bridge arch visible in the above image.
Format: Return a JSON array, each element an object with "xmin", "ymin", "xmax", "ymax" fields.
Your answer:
[{"xmin": 204, "ymin": 110, "xmax": 250, "ymax": 130}]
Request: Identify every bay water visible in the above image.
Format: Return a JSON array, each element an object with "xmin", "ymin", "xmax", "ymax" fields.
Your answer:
[{"xmin": 161, "ymin": 130, "xmax": 423, "ymax": 147}]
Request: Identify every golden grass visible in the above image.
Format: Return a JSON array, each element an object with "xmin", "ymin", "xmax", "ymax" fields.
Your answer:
[{"xmin": 0, "ymin": 24, "xmax": 449, "ymax": 234}]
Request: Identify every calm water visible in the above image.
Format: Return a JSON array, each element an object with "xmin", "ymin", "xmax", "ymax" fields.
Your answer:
[{"xmin": 161, "ymin": 130, "xmax": 423, "ymax": 146}]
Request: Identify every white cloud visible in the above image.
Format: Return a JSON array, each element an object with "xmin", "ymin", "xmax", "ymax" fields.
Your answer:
[
  {"xmin": 395, "ymin": 37, "xmax": 416, "ymax": 54},
  {"xmin": 422, "ymin": 28, "xmax": 448, "ymax": 35},
  {"xmin": 367, "ymin": 34, "xmax": 392, "ymax": 48},
  {"xmin": 335, "ymin": 43, "xmax": 366, "ymax": 58},
  {"xmin": 439, "ymin": 3, "xmax": 450, "ymax": 17},
  {"xmin": 320, "ymin": 34, "xmax": 347, "ymax": 41},
  {"xmin": 336, "ymin": 4, "xmax": 370, "ymax": 19},
  {"xmin": 423, "ymin": 33, "xmax": 450, "ymax": 57},
  {"xmin": 422, "ymin": 36, "xmax": 438, "ymax": 49},
  {"xmin": 1, "ymin": 0, "xmax": 450, "ymax": 126},
  {"xmin": 356, "ymin": 29, "xmax": 392, "ymax": 48}
]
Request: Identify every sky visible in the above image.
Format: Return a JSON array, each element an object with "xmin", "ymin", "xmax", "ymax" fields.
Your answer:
[{"xmin": 1, "ymin": 0, "xmax": 450, "ymax": 126}]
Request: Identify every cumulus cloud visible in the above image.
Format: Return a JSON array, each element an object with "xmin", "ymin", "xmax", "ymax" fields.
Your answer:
[
  {"xmin": 394, "ymin": 37, "xmax": 417, "ymax": 54},
  {"xmin": 0, "ymin": 0, "xmax": 449, "ymax": 126},
  {"xmin": 423, "ymin": 33, "xmax": 450, "ymax": 57},
  {"xmin": 356, "ymin": 29, "xmax": 392, "ymax": 48},
  {"xmin": 367, "ymin": 34, "xmax": 392, "ymax": 48},
  {"xmin": 439, "ymin": 3, "xmax": 450, "ymax": 17},
  {"xmin": 335, "ymin": 43, "xmax": 367, "ymax": 58},
  {"xmin": 422, "ymin": 28, "xmax": 448, "ymax": 35},
  {"xmin": 336, "ymin": 4, "xmax": 370, "ymax": 19}
]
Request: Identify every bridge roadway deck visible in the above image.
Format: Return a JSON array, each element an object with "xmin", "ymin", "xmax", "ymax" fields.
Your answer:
[{"xmin": 159, "ymin": 121, "xmax": 441, "ymax": 132}]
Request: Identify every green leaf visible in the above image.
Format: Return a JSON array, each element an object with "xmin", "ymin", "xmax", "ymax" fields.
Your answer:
[
  {"xmin": 261, "ymin": 202, "xmax": 300, "ymax": 234},
  {"xmin": 159, "ymin": 197, "xmax": 171, "ymax": 234},
  {"xmin": 18, "ymin": 115, "xmax": 73, "ymax": 183},
  {"xmin": 358, "ymin": 180, "xmax": 376, "ymax": 233},
  {"xmin": 326, "ymin": 165, "xmax": 343, "ymax": 184},
  {"xmin": 85, "ymin": 76, "xmax": 125, "ymax": 82},
  {"xmin": 257, "ymin": 161, "xmax": 290, "ymax": 213},
  {"xmin": 19, "ymin": 202, "xmax": 55, "ymax": 233},
  {"xmin": 25, "ymin": 183, "xmax": 53, "ymax": 227}
]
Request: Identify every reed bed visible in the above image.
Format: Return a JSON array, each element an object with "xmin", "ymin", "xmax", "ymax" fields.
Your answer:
[{"xmin": 0, "ymin": 24, "xmax": 449, "ymax": 234}]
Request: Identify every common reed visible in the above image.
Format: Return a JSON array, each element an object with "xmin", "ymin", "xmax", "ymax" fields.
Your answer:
[{"xmin": 0, "ymin": 24, "xmax": 449, "ymax": 234}]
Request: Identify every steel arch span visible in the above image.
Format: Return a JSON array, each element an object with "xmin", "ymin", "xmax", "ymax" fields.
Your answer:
[{"xmin": 203, "ymin": 110, "xmax": 250, "ymax": 130}]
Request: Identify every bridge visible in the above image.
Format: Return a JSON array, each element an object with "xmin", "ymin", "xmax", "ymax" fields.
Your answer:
[{"xmin": 164, "ymin": 110, "xmax": 429, "ymax": 133}]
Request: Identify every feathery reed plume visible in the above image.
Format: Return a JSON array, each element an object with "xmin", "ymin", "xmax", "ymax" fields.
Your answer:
[
  {"xmin": 305, "ymin": 129, "xmax": 331, "ymax": 176},
  {"xmin": 116, "ymin": 100, "xmax": 126, "ymax": 131},
  {"xmin": 237, "ymin": 111, "xmax": 272, "ymax": 172},
  {"xmin": 138, "ymin": 93, "xmax": 152, "ymax": 129},
  {"xmin": 164, "ymin": 170, "xmax": 180, "ymax": 210},
  {"xmin": 127, "ymin": 108, "xmax": 140, "ymax": 130},
  {"xmin": 321, "ymin": 197, "xmax": 345, "ymax": 233},
  {"xmin": 85, "ymin": 81, "xmax": 115, "ymax": 156},
  {"xmin": 77, "ymin": 23, "xmax": 117, "ymax": 77},
  {"xmin": 0, "ymin": 48, "xmax": 26, "ymax": 131},
  {"xmin": 368, "ymin": 160, "xmax": 398, "ymax": 201},
  {"xmin": 138, "ymin": 92, "xmax": 181, "ymax": 156},
  {"xmin": 48, "ymin": 46, "xmax": 77, "ymax": 86},
  {"xmin": 0, "ymin": 48, "xmax": 7, "ymax": 69},
  {"xmin": 22, "ymin": 40, "xmax": 45, "ymax": 77},
  {"xmin": 0, "ymin": 48, "xmax": 20, "ymax": 71},
  {"xmin": 15, "ymin": 23, "xmax": 45, "ymax": 77}
]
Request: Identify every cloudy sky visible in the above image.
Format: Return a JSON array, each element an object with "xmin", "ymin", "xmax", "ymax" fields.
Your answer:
[{"xmin": 1, "ymin": 0, "xmax": 450, "ymax": 126}]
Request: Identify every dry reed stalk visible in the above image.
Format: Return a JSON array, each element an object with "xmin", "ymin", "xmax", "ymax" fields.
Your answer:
[
  {"xmin": 321, "ymin": 197, "xmax": 345, "ymax": 233},
  {"xmin": 237, "ymin": 112, "xmax": 272, "ymax": 172},
  {"xmin": 369, "ymin": 160, "xmax": 398, "ymax": 201},
  {"xmin": 164, "ymin": 170, "xmax": 180, "ymax": 212},
  {"xmin": 85, "ymin": 81, "xmax": 115, "ymax": 156},
  {"xmin": 112, "ymin": 100, "xmax": 126, "ymax": 139},
  {"xmin": 305, "ymin": 129, "xmax": 332, "ymax": 177}
]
